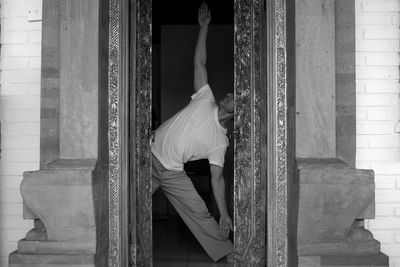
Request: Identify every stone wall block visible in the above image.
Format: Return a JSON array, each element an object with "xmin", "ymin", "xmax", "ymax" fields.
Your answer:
[{"xmin": 20, "ymin": 165, "xmax": 96, "ymax": 243}]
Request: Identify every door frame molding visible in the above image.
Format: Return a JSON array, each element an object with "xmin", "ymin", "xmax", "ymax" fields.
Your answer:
[{"xmin": 107, "ymin": 0, "xmax": 290, "ymax": 266}]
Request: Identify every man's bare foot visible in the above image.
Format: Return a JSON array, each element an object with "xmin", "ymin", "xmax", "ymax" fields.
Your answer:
[{"xmin": 226, "ymin": 252, "xmax": 234, "ymax": 263}]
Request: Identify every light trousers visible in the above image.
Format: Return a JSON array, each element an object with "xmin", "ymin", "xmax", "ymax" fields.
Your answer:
[{"xmin": 152, "ymin": 154, "xmax": 233, "ymax": 262}]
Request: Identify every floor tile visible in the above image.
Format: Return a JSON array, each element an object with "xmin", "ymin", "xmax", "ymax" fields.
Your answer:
[{"xmin": 153, "ymin": 251, "xmax": 188, "ymax": 266}]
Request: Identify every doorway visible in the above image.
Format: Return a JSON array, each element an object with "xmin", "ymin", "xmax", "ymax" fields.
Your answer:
[
  {"xmin": 107, "ymin": 0, "xmax": 291, "ymax": 266},
  {"xmin": 151, "ymin": 1, "xmax": 234, "ymax": 265}
]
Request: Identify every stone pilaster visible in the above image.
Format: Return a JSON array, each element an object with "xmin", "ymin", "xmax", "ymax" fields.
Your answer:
[
  {"xmin": 9, "ymin": 1, "xmax": 109, "ymax": 266},
  {"xmin": 295, "ymin": 0, "xmax": 388, "ymax": 266}
]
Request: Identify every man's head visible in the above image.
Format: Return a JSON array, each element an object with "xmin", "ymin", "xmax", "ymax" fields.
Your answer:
[{"xmin": 219, "ymin": 93, "xmax": 234, "ymax": 115}]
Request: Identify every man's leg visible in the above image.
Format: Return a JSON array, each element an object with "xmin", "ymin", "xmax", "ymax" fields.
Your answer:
[{"xmin": 159, "ymin": 169, "xmax": 233, "ymax": 262}]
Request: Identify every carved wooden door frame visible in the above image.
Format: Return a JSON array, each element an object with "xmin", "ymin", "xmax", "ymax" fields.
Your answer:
[{"xmin": 107, "ymin": 0, "xmax": 290, "ymax": 266}]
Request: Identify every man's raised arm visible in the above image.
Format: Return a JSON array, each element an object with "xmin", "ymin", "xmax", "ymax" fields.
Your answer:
[{"xmin": 194, "ymin": 2, "xmax": 211, "ymax": 92}]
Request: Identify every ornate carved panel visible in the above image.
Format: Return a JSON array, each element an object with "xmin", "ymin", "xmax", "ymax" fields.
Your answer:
[
  {"xmin": 134, "ymin": 0, "xmax": 152, "ymax": 266},
  {"xmin": 233, "ymin": 0, "xmax": 265, "ymax": 266},
  {"xmin": 108, "ymin": 0, "xmax": 122, "ymax": 266}
]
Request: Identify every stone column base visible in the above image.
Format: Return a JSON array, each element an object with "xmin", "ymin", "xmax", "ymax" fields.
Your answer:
[
  {"xmin": 9, "ymin": 251, "xmax": 95, "ymax": 267},
  {"xmin": 299, "ymin": 253, "xmax": 389, "ymax": 267}
]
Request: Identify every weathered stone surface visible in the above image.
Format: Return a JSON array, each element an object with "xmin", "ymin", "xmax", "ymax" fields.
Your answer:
[
  {"xmin": 59, "ymin": 0, "xmax": 99, "ymax": 159},
  {"xmin": 296, "ymin": 0, "xmax": 336, "ymax": 158},
  {"xmin": 9, "ymin": 251, "xmax": 95, "ymax": 266},
  {"xmin": 297, "ymin": 159, "xmax": 374, "ymax": 244},
  {"xmin": 299, "ymin": 256, "xmax": 321, "ymax": 267},
  {"xmin": 296, "ymin": 158, "xmax": 388, "ymax": 266},
  {"xmin": 21, "ymin": 161, "xmax": 97, "ymax": 242},
  {"xmin": 298, "ymin": 240, "xmax": 380, "ymax": 256},
  {"xmin": 17, "ymin": 239, "xmax": 95, "ymax": 254},
  {"xmin": 321, "ymin": 253, "xmax": 389, "ymax": 267}
]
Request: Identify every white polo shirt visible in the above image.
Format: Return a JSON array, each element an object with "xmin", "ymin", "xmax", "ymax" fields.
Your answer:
[{"xmin": 151, "ymin": 84, "xmax": 229, "ymax": 171}]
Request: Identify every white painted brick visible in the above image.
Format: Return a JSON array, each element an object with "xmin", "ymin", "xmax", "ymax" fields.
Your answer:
[
  {"xmin": 4, "ymin": 69, "xmax": 41, "ymax": 83},
  {"xmin": 364, "ymin": 27, "xmax": 400, "ymax": 40},
  {"xmin": 1, "ymin": 96, "xmax": 40, "ymax": 110},
  {"xmin": 0, "ymin": 216, "xmax": 32, "ymax": 229},
  {"xmin": 397, "ymin": 178, "xmax": 400, "ymax": 189},
  {"xmin": 370, "ymin": 162, "xmax": 400, "ymax": 174},
  {"xmin": 1, "ymin": 203, "xmax": 23, "ymax": 216},
  {"xmin": 394, "ymin": 151, "xmax": 400, "ymax": 162},
  {"xmin": 1, "ymin": 176, "xmax": 24, "ymax": 190},
  {"xmin": 363, "ymin": 1, "xmax": 400, "ymax": 12},
  {"xmin": 367, "ymin": 108, "xmax": 392, "ymax": 120},
  {"xmin": 0, "ymin": 0, "xmax": 42, "ymax": 263},
  {"xmin": 357, "ymin": 95, "xmax": 391, "ymax": 106},
  {"xmin": 381, "ymin": 245, "xmax": 400, "ymax": 257},
  {"xmin": 369, "ymin": 135, "xmax": 400, "ymax": 148},
  {"xmin": 30, "ymin": 137, "xmax": 40, "ymax": 149},
  {"xmin": 1, "ymin": 84, "xmax": 30, "ymax": 96},
  {"xmin": 28, "ymin": 83, "xmax": 41, "ymax": 96},
  {"xmin": 396, "ymin": 208, "xmax": 400, "ymax": 216},
  {"xmin": 28, "ymin": 31, "xmax": 41, "ymax": 44},
  {"xmin": 365, "ymin": 53, "xmax": 400, "ymax": 66},
  {"xmin": 357, "ymin": 148, "xmax": 394, "ymax": 161},
  {"xmin": 393, "ymin": 14, "xmax": 400, "ymax": 25},
  {"xmin": 1, "ymin": 4, "xmax": 29, "ymax": 18},
  {"xmin": 4, "ymin": 123, "xmax": 40, "ymax": 137},
  {"xmin": 30, "ymin": 110, "xmax": 40, "ymax": 123},
  {"xmin": 0, "ymin": 31, "xmax": 28, "ymax": 45},
  {"xmin": 0, "ymin": 83, "xmax": 39, "ymax": 96},
  {"xmin": 372, "ymin": 231, "xmax": 395, "ymax": 244},
  {"xmin": 365, "ymin": 81, "xmax": 400, "ymax": 93},
  {"xmin": 0, "ymin": 162, "xmax": 38, "ymax": 176},
  {"xmin": 356, "ymin": 53, "xmax": 365, "ymax": 66},
  {"xmin": 29, "ymin": 57, "xmax": 41, "ymax": 70},
  {"xmin": 3, "ymin": 109, "xmax": 30, "ymax": 123},
  {"xmin": 357, "ymin": 13, "xmax": 393, "ymax": 25},
  {"xmin": 0, "ymin": 57, "xmax": 29, "ymax": 70},
  {"xmin": 6, "ymin": 229, "xmax": 28, "ymax": 243},
  {"xmin": 356, "ymin": 40, "xmax": 396, "ymax": 52},
  {"xmin": 1, "ymin": 149, "xmax": 39, "ymax": 162},
  {"xmin": 356, "ymin": 108, "xmax": 367, "ymax": 120},
  {"xmin": 1, "ymin": 18, "xmax": 42, "ymax": 31},
  {"xmin": 356, "ymin": 81, "xmax": 365, "ymax": 93},
  {"xmin": 376, "ymin": 203, "xmax": 398, "ymax": 216},
  {"xmin": 1, "ymin": 137, "xmax": 30, "ymax": 149},
  {"xmin": 375, "ymin": 175, "xmax": 397, "ymax": 189},
  {"xmin": 357, "ymin": 121, "xmax": 394, "ymax": 135},
  {"xmin": 356, "ymin": 135, "xmax": 369, "ymax": 148},
  {"xmin": 357, "ymin": 66, "xmax": 399, "ymax": 79},
  {"xmin": 368, "ymin": 218, "xmax": 400, "ymax": 229},
  {"xmin": 0, "ymin": 190, "xmax": 24, "ymax": 204},
  {"xmin": 2, "ymin": 44, "xmax": 41, "ymax": 57}
]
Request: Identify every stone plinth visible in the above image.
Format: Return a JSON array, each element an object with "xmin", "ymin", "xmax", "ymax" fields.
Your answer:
[
  {"xmin": 9, "ymin": 159, "xmax": 101, "ymax": 267},
  {"xmin": 297, "ymin": 159, "xmax": 389, "ymax": 267}
]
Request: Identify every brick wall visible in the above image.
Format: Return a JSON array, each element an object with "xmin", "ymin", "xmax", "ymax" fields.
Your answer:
[
  {"xmin": 355, "ymin": 0, "xmax": 400, "ymax": 266},
  {"xmin": 0, "ymin": 0, "xmax": 42, "ymax": 265}
]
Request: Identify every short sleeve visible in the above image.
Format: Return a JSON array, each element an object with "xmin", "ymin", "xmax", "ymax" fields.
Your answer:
[
  {"xmin": 207, "ymin": 146, "xmax": 227, "ymax": 167},
  {"xmin": 191, "ymin": 84, "xmax": 215, "ymax": 102}
]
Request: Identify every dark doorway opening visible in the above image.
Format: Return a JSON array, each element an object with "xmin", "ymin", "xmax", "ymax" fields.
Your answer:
[{"xmin": 151, "ymin": 0, "xmax": 234, "ymax": 265}]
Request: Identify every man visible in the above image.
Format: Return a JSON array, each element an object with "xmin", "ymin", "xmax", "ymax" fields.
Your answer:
[{"xmin": 151, "ymin": 2, "xmax": 234, "ymax": 263}]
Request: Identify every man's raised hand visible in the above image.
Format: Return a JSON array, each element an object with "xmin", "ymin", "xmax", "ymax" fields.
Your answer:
[{"xmin": 198, "ymin": 2, "xmax": 211, "ymax": 26}]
